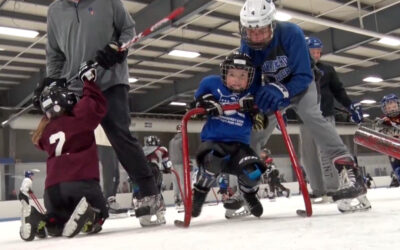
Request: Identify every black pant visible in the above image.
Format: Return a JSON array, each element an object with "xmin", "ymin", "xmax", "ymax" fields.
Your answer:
[
  {"xmin": 101, "ymin": 84, "xmax": 158, "ymax": 196},
  {"xmin": 98, "ymin": 145, "xmax": 120, "ymax": 199},
  {"xmin": 44, "ymin": 180, "xmax": 108, "ymax": 226}
]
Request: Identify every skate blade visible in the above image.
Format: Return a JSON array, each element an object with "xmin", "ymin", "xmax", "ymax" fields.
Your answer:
[
  {"xmin": 62, "ymin": 197, "xmax": 89, "ymax": 237},
  {"xmin": 139, "ymin": 212, "xmax": 166, "ymax": 227},
  {"xmin": 225, "ymin": 208, "xmax": 250, "ymax": 219},
  {"xmin": 20, "ymin": 201, "xmax": 35, "ymax": 241},
  {"xmin": 337, "ymin": 196, "xmax": 372, "ymax": 213}
]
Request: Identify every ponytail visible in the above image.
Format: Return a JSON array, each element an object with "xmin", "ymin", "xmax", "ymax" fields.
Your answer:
[{"xmin": 32, "ymin": 116, "xmax": 50, "ymax": 146}]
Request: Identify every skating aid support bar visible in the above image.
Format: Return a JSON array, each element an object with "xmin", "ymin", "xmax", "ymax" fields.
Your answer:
[
  {"xmin": 1, "ymin": 7, "xmax": 185, "ymax": 128},
  {"xmin": 174, "ymin": 105, "xmax": 313, "ymax": 227},
  {"xmin": 28, "ymin": 191, "xmax": 46, "ymax": 214},
  {"xmin": 274, "ymin": 110, "xmax": 312, "ymax": 217}
]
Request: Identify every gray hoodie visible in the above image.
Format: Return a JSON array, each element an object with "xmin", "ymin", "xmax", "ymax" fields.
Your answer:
[{"xmin": 46, "ymin": 0, "xmax": 135, "ymax": 92}]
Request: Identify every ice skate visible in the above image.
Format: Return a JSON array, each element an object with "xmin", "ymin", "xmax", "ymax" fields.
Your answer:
[
  {"xmin": 174, "ymin": 196, "xmax": 184, "ymax": 212},
  {"xmin": 331, "ymin": 156, "xmax": 367, "ymax": 201},
  {"xmin": 191, "ymin": 185, "xmax": 209, "ymax": 218},
  {"xmin": 135, "ymin": 194, "xmax": 166, "ymax": 227},
  {"xmin": 242, "ymin": 190, "xmax": 263, "ymax": 217},
  {"xmin": 107, "ymin": 196, "xmax": 131, "ymax": 219},
  {"xmin": 337, "ymin": 194, "xmax": 371, "ymax": 213},
  {"xmin": 223, "ymin": 193, "xmax": 250, "ymax": 219},
  {"xmin": 310, "ymin": 193, "xmax": 333, "ymax": 204},
  {"xmin": 62, "ymin": 197, "xmax": 97, "ymax": 237},
  {"xmin": 20, "ymin": 200, "xmax": 46, "ymax": 241}
]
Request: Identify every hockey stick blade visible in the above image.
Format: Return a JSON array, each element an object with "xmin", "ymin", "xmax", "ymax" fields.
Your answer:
[
  {"xmin": 296, "ymin": 209, "xmax": 308, "ymax": 217},
  {"xmin": 174, "ymin": 219, "xmax": 188, "ymax": 228}
]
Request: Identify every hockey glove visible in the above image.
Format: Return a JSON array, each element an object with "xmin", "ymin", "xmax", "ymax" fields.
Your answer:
[
  {"xmin": 255, "ymin": 83, "xmax": 290, "ymax": 113},
  {"xmin": 32, "ymin": 78, "xmax": 67, "ymax": 109},
  {"xmin": 162, "ymin": 160, "xmax": 172, "ymax": 174},
  {"xmin": 196, "ymin": 94, "xmax": 223, "ymax": 116},
  {"xmin": 252, "ymin": 113, "xmax": 269, "ymax": 131},
  {"xmin": 95, "ymin": 41, "xmax": 128, "ymax": 70},
  {"xmin": 349, "ymin": 102, "xmax": 363, "ymax": 124},
  {"xmin": 79, "ymin": 60, "xmax": 97, "ymax": 83},
  {"xmin": 239, "ymin": 95, "xmax": 257, "ymax": 113}
]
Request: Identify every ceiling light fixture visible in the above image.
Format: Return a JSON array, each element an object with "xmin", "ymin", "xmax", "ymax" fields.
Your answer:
[
  {"xmin": 275, "ymin": 11, "xmax": 292, "ymax": 21},
  {"xmin": 129, "ymin": 77, "xmax": 138, "ymax": 83},
  {"xmin": 360, "ymin": 99, "xmax": 376, "ymax": 105},
  {"xmin": 363, "ymin": 76, "xmax": 383, "ymax": 83},
  {"xmin": 0, "ymin": 26, "xmax": 39, "ymax": 38},
  {"xmin": 363, "ymin": 114, "xmax": 370, "ymax": 118},
  {"xmin": 168, "ymin": 49, "xmax": 200, "ymax": 58},
  {"xmin": 378, "ymin": 37, "xmax": 400, "ymax": 47},
  {"xmin": 169, "ymin": 101, "xmax": 187, "ymax": 106}
]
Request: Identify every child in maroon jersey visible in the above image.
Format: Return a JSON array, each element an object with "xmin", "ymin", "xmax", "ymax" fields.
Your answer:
[{"xmin": 19, "ymin": 61, "xmax": 108, "ymax": 241}]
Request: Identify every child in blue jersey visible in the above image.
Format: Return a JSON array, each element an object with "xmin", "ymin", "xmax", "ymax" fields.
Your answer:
[
  {"xmin": 238, "ymin": 0, "xmax": 369, "ymax": 213},
  {"xmin": 191, "ymin": 52, "xmax": 267, "ymax": 218}
]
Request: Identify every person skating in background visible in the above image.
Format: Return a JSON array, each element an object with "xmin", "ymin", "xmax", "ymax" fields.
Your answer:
[
  {"xmin": 168, "ymin": 125, "xmax": 184, "ymax": 210},
  {"xmin": 375, "ymin": 94, "xmax": 400, "ymax": 183},
  {"xmin": 300, "ymin": 36, "xmax": 363, "ymax": 205}
]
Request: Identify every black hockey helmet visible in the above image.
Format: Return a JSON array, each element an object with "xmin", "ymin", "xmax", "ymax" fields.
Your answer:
[
  {"xmin": 144, "ymin": 135, "xmax": 160, "ymax": 146},
  {"xmin": 220, "ymin": 51, "xmax": 255, "ymax": 93},
  {"xmin": 40, "ymin": 84, "xmax": 78, "ymax": 119}
]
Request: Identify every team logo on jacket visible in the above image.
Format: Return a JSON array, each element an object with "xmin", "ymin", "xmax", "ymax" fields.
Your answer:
[
  {"xmin": 262, "ymin": 55, "xmax": 291, "ymax": 84},
  {"xmin": 88, "ymin": 7, "xmax": 95, "ymax": 16},
  {"xmin": 216, "ymin": 89, "xmax": 245, "ymax": 118}
]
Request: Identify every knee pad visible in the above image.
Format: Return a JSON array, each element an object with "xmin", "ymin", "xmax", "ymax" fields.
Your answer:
[
  {"xmin": 194, "ymin": 167, "xmax": 218, "ymax": 189},
  {"xmin": 237, "ymin": 156, "xmax": 266, "ymax": 188}
]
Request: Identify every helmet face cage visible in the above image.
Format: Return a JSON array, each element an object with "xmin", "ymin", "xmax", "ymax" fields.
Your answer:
[
  {"xmin": 144, "ymin": 136, "xmax": 160, "ymax": 146},
  {"xmin": 220, "ymin": 52, "xmax": 255, "ymax": 93},
  {"xmin": 239, "ymin": 22, "xmax": 275, "ymax": 50},
  {"xmin": 239, "ymin": 0, "xmax": 276, "ymax": 50},
  {"xmin": 381, "ymin": 94, "xmax": 400, "ymax": 117},
  {"xmin": 40, "ymin": 85, "xmax": 77, "ymax": 119}
]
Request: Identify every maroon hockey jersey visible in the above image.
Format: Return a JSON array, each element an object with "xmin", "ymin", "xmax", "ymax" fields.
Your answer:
[{"xmin": 38, "ymin": 81, "xmax": 107, "ymax": 189}]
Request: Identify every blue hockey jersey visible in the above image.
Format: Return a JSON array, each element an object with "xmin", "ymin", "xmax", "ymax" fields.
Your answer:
[
  {"xmin": 240, "ymin": 22, "xmax": 313, "ymax": 98},
  {"xmin": 195, "ymin": 75, "xmax": 258, "ymax": 144}
]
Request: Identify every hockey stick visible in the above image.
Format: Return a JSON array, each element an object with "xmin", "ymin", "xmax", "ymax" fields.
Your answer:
[
  {"xmin": 28, "ymin": 191, "xmax": 46, "ymax": 214},
  {"xmin": 209, "ymin": 187, "xmax": 220, "ymax": 206},
  {"xmin": 274, "ymin": 111, "xmax": 312, "ymax": 217},
  {"xmin": 1, "ymin": 7, "xmax": 185, "ymax": 128}
]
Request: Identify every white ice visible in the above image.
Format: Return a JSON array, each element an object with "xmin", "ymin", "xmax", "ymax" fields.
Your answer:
[{"xmin": 1, "ymin": 187, "xmax": 399, "ymax": 250}]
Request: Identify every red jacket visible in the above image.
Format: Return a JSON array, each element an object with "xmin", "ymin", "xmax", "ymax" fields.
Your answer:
[{"xmin": 38, "ymin": 81, "xmax": 107, "ymax": 189}]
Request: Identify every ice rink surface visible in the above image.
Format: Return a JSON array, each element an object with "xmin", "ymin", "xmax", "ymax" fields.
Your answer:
[{"xmin": 0, "ymin": 187, "xmax": 399, "ymax": 250}]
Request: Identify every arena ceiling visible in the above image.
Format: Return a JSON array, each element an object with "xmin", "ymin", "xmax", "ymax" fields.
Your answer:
[{"xmin": 0, "ymin": 0, "xmax": 400, "ymax": 120}]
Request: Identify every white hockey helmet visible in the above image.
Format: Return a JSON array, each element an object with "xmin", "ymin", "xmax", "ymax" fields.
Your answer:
[{"xmin": 240, "ymin": 0, "xmax": 276, "ymax": 49}]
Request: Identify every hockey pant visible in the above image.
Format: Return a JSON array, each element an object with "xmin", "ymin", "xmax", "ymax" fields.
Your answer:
[
  {"xmin": 194, "ymin": 141, "xmax": 266, "ymax": 194},
  {"xmin": 43, "ymin": 180, "xmax": 108, "ymax": 235},
  {"xmin": 300, "ymin": 115, "xmax": 339, "ymax": 196}
]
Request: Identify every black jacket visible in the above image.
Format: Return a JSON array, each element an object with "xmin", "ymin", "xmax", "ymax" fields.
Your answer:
[{"xmin": 317, "ymin": 62, "xmax": 352, "ymax": 117}]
